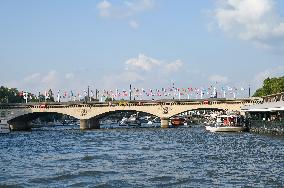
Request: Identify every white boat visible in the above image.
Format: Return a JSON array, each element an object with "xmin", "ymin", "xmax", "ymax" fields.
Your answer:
[
  {"xmin": 0, "ymin": 119, "xmax": 10, "ymax": 133},
  {"xmin": 119, "ymin": 114, "xmax": 141, "ymax": 127},
  {"xmin": 205, "ymin": 126, "xmax": 247, "ymax": 132},
  {"xmin": 47, "ymin": 119, "xmax": 64, "ymax": 126},
  {"xmin": 152, "ymin": 117, "xmax": 161, "ymax": 123},
  {"xmin": 205, "ymin": 114, "xmax": 247, "ymax": 132},
  {"xmin": 147, "ymin": 120, "xmax": 153, "ymax": 125},
  {"xmin": 100, "ymin": 119, "xmax": 118, "ymax": 125},
  {"xmin": 119, "ymin": 117, "xmax": 129, "ymax": 126}
]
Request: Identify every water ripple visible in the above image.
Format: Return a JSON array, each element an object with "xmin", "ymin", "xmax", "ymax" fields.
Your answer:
[{"xmin": 0, "ymin": 126, "xmax": 283, "ymax": 187}]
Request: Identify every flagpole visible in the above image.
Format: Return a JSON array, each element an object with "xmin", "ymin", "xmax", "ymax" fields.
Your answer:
[
  {"xmin": 249, "ymin": 84, "xmax": 251, "ymax": 98},
  {"xmin": 130, "ymin": 84, "xmax": 132, "ymax": 101},
  {"xmin": 87, "ymin": 86, "xmax": 90, "ymax": 102},
  {"xmin": 172, "ymin": 82, "xmax": 175, "ymax": 99}
]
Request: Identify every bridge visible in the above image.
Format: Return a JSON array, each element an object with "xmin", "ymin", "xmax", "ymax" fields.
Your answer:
[{"xmin": 0, "ymin": 98, "xmax": 261, "ymax": 131}]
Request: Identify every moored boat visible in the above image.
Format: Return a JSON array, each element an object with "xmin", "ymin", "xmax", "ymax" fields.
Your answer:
[
  {"xmin": 0, "ymin": 119, "xmax": 10, "ymax": 133},
  {"xmin": 205, "ymin": 125, "xmax": 247, "ymax": 132},
  {"xmin": 119, "ymin": 114, "xmax": 141, "ymax": 127},
  {"xmin": 170, "ymin": 117, "xmax": 185, "ymax": 127},
  {"xmin": 205, "ymin": 114, "xmax": 247, "ymax": 132}
]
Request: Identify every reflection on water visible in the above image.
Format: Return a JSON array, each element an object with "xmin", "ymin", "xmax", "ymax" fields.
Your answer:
[{"xmin": 0, "ymin": 125, "xmax": 283, "ymax": 187}]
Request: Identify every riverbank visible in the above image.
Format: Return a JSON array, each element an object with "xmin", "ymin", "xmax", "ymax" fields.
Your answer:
[{"xmin": 248, "ymin": 120, "xmax": 284, "ymax": 135}]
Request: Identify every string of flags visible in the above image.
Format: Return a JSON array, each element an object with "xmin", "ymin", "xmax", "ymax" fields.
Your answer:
[{"xmin": 17, "ymin": 85, "xmax": 250, "ymax": 103}]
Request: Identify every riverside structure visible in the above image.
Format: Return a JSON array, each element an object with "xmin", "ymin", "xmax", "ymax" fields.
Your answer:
[
  {"xmin": 242, "ymin": 92, "xmax": 284, "ymax": 135},
  {"xmin": 0, "ymin": 98, "xmax": 261, "ymax": 131}
]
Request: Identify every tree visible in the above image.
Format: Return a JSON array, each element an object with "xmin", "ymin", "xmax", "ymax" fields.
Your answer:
[
  {"xmin": 105, "ymin": 96, "xmax": 114, "ymax": 102},
  {"xmin": 253, "ymin": 76, "xmax": 284, "ymax": 97},
  {"xmin": 47, "ymin": 89, "xmax": 55, "ymax": 102},
  {"xmin": 0, "ymin": 86, "xmax": 22, "ymax": 103}
]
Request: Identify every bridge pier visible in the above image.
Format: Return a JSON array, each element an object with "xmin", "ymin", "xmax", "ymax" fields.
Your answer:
[
  {"xmin": 160, "ymin": 117, "xmax": 169, "ymax": 128},
  {"xmin": 9, "ymin": 121, "xmax": 31, "ymax": 131},
  {"xmin": 80, "ymin": 118, "xmax": 100, "ymax": 130}
]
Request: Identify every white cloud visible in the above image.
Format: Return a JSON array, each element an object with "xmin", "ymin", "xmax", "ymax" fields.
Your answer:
[
  {"xmin": 23, "ymin": 73, "xmax": 41, "ymax": 82},
  {"xmin": 96, "ymin": 0, "xmax": 154, "ymax": 28},
  {"xmin": 97, "ymin": 0, "xmax": 112, "ymax": 18},
  {"xmin": 97, "ymin": 0, "xmax": 111, "ymax": 9},
  {"xmin": 163, "ymin": 60, "xmax": 184, "ymax": 73},
  {"xmin": 100, "ymin": 54, "xmax": 186, "ymax": 89},
  {"xmin": 65, "ymin": 73, "xmax": 75, "ymax": 80},
  {"xmin": 125, "ymin": 54, "xmax": 184, "ymax": 73},
  {"xmin": 208, "ymin": 74, "xmax": 229, "ymax": 83},
  {"xmin": 212, "ymin": 0, "xmax": 284, "ymax": 50},
  {"xmin": 12, "ymin": 70, "xmax": 82, "ymax": 92},
  {"xmin": 41, "ymin": 70, "xmax": 59, "ymax": 89},
  {"xmin": 124, "ymin": 0, "xmax": 154, "ymax": 14},
  {"xmin": 125, "ymin": 54, "xmax": 161, "ymax": 71},
  {"xmin": 129, "ymin": 20, "xmax": 139, "ymax": 29}
]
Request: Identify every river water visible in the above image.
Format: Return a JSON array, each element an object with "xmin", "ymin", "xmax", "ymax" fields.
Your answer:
[{"xmin": 0, "ymin": 125, "xmax": 283, "ymax": 187}]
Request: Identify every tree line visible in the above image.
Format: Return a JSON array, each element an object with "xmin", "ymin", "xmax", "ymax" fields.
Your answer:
[
  {"xmin": 253, "ymin": 76, "xmax": 284, "ymax": 97},
  {"xmin": 0, "ymin": 86, "xmax": 23, "ymax": 103},
  {"xmin": 0, "ymin": 86, "xmax": 55, "ymax": 103}
]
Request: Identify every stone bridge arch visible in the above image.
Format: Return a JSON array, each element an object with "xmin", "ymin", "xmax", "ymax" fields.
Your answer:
[
  {"xmin": 89, "ymin": 109, "xmax": 159, "ymax": 120},
  {"xmin": 79, "ymin": 109, "xmax": 161, "ymax": 130},
  {"xmin": 164, "ymin": 102, "xmax": 245, "ymax": 118},
  {"xmin": 84, "ymin": 106, "xmax": 164, "ymax": 119},
  {"xmin": 7, "ymin": 110, "xmax": 79, "ymax": 131},
  {"xmin": 169, "ymin": 107, "xmax": 225, "ymax": 118}
]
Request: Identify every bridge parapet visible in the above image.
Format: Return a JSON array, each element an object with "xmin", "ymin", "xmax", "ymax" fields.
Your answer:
[
  {"xmin": 262, "ymin": 92, "xmax": 284, "ymax": 103},
  {"xmin": 0, "ymin": 98, "xmax": 260, "ymax": 109}
]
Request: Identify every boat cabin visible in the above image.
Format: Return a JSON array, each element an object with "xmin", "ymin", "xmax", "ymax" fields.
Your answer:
[{"xmin": 216, "ymin": 115, "xmax": 243, "ymax": 126}]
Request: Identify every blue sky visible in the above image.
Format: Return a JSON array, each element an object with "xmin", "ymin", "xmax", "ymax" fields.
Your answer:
[{"xmin": 1, "ymin": 0, "xmax": 284, "ymax": 98}]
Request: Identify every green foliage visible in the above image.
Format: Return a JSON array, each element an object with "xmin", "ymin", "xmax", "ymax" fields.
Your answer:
[
  {"xmin": 0, "ymin": 86, "xmax": 55, "ymax": 103},
  {"xmin": 0, "ymin": 86, "xmax": 23, "ymax": 103},
  {"xmin": 105, "ymin": 96, "xmax": 114, "ymax": 102},
  {"xmin": 47, "ymin": 89, "xmax": 55, "ymax": 102},
  {"xmin": 253, "ymin": 76, "xmax": 284, "ymax": 97}
]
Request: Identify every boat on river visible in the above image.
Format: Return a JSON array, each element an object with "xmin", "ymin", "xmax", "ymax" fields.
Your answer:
[
  {"xmin": 205, "ymin": 114, "xmax": 247, "ymax": 132},
  {"xmin": 119, "ymin": 114, "xmax": 141, "ymax": 127},
  {"xmin": 170, "ymin": 117, "xmax": 185, "ymax": 127},
  {"xmin": 0, "ymin": 119, "xmax": 10, "ymax": 133}
]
